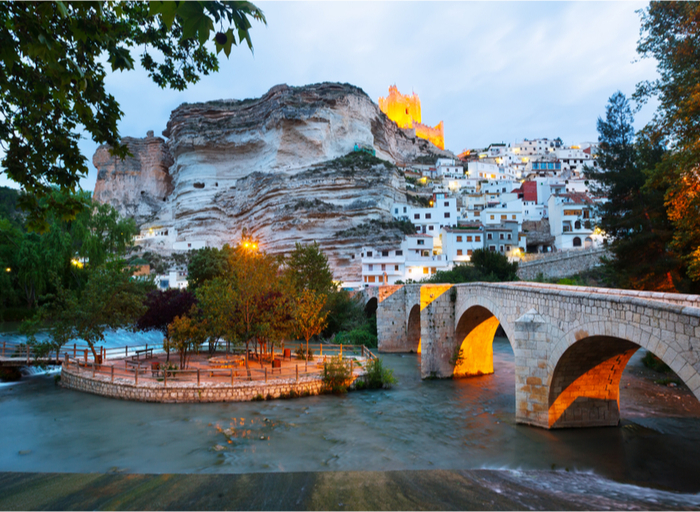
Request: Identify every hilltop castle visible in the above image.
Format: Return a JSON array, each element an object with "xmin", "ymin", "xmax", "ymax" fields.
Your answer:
[{"xmin": 378, "ymin": 85, "xmax": 444, "ymax": 150}]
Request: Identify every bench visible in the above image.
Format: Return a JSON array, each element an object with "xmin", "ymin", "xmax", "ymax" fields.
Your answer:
[{"xmin": 130, "ymin": 348, "xmax": 154, "ymax": 360}]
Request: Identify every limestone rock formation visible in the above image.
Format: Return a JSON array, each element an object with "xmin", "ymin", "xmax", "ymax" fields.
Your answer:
[
  {"xmin": 93, "ymin": 82, "xmax": 453, "ymax": 281},
  {"xmin": 93, "ymin": 132, "xmax": 173, "ymax": 224}
]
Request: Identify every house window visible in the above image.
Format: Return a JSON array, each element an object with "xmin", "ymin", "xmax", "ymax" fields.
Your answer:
[
  {"xmin": 368, "ymin": 275, "xmax": 376, "ymax": 283},
  {"xmin": 382, "ymin": 250, "xmax": 389, "ymax": 257},
  {"xmin": 467, "ymin": 250, "xmax": 473, "ymax": 256},
  {"xmin": 417, "ymin": 239, "xmax": 425, "ymax": 246},
  {"xmin": 367, "ymin": 251, "xmax": 373, "ymax": 256},
  {"xmin": 368, "ymin": 264, "xmax": 373, "ymax": 271},
  {"xmin": 466, "ymin": 236, "xmax": 472, "ymax": 242},
  {"xmin": 428, "ymin": 225, "xmax": 434, "ymax": 231},
  {"xmin": 425, "ymin": 213, "xmax": 432, "ymax": 219},
  {"xmin": 457, "ymin": 249, "xmax": 463, "ymax": 256},
  {"xmin": 506, "ymin": 246, "xmax": 511, "ymax": 251},
  {"xmin": 444, "ymin": 201, "xmax": 449, "ymax": 207},
  {"xmin": 500, "ymin": 246, "xmax": 504, "ymax": 252},
  {"xmin": 423, "ymin": 267, "xmax": 429, "ymax": 274},
  {"xmin": 507, "ymin": 234, "xmax": 512, "ymax": 240},
  {"xmin": 444, "ymin": 212, "xmax": 450, "ymax": 218},
  {"xmin": 431, "ymin": 267, "xmax": 436, "ymax": 274},
  {"xmin": 512, "ymin": 215, "xmax": 516, "ymax": 220},
  {"xmin": 188, "ymin": 243, "xmax": 192, "ymax": 248},
  {"xmin": 490, "ymin": 215, "xmax": 495, "ymax": 220},
  {"xmin": 414, "ymin": 213, "xmax": 420, "ymax": 220},
  {"xmin": 501, "ymin": 215, "xmax": 507, "ymax": 220},
  {"xmin": 475, "ymin": 236, "xmax": 481, "ymax": 242},
  {"xmin": 378, "ymin": 275, "xmax": 383, "ymax": 283},
  {"xmin": 489, "ymin": 245, "xmax": 496, "ymax": 252},
  {"xmin": 573, "ymin": 237, "xmax": 582, "ymax": 247},
  {"xmin": 395, "ymin": 250, "xmax": 403, "ymax": 256},
  {"xmin": 487, "ymin": 233, "xmax": 493, "ymax": 240},
  {"xmin": 457, "ymin": 236, "xmax": 463, "ymax": 242},
  {"xmin": 474, "ymin": 211, "xmax": 480, "ymax": 217},
  {"xmin": 364, "ymin": 276, "xmax": 367, "ymax": 283},
  {"xmin": 574, "ymin": 220, "xmax": 581, "ymax": 230},
  {"xmin": 403, "ymin": 207, "xmax": 407, "ymax": 213},
  {"xmin": 381, "ymin": 264, "xmax": 386, "ymax": 271},
  {"xmin": 500, "ymin": 233, "xmax": 504, "ymax": 240},
  {"xmin": 394, "ymin": 208, "xmax": 398, "ymax": 214},
  {"xmin": 394, "ymin": 265, "xmax": 399, "ymax": 271}
]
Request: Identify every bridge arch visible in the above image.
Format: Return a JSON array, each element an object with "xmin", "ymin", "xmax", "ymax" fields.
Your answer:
[
  {"xmin": 546, "ymin": 321, "xmax": 700, "ymax": 428},
  {"xmin": 452, "ymin": 295, "xmax": 515, "ymax": 379},
  {"xmin": 364, "ymin": 297, "xmax": 378, "ymax": 318},
  {"xmin": 407, "ymin": 304, "xmax": 421, "ymax": 353}
]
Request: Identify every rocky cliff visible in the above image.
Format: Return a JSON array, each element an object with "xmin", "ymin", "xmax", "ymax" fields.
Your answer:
[{"xmin": 93, "ymin": 82, "xmax": 453, "ymax": 281}]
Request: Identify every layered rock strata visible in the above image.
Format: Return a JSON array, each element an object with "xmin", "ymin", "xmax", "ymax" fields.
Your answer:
[{"xmin": 93, "ymin": 82, "xmax": 453, "ymax": 281}]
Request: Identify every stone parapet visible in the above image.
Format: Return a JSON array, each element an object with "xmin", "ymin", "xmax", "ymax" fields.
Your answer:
[
  {"xmin": 517, "ymin": 248, "xmax": 608, "ymax": 281},
  {"xmin": 61, "ymin": 366, "xmax": 367, "ymax": 403}
]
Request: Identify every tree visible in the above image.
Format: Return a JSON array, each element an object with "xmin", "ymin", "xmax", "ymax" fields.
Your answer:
[
  {"xmin": 285, "ymin": 242, "xmax": 336, "ymax": 295},
  {"xmin": 635, "ymin": 2, "xmax": 700, "ymax": 288},
  {"xmin": 470, "ymin": 249, "xmax": 518, "ymax": 281},
  {"xmin": 187, "ymin": 245, "xmax": 231, "ymax": 291},
  {"xmin": 293, "ymin": 289, "xmax": 329, "ymax": 361},
  {"xmin": 584, "ymin": 92, "xmax": 678, "ymax": 291},
  {"xmin": 67, "ymin": 261, "xmax": 148, "ymax": 361},
  {"xmin": 137, "ymin": 288, "xmax": 196, "ymax": 360},
  {"xmin": 0, "ymin": 1, "xmax": 266, "ymax": 231},
  {"xmin": 167, "ymin": 308, "xmax": 207, "ymax": 369}
]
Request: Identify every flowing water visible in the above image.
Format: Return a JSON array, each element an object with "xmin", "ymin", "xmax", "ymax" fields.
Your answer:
[{"xmin": 2, "ymin": 333, "xmax": 700, "ymax": 501}]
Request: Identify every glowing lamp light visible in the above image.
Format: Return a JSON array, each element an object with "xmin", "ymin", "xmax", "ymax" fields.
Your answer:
[{"xmin": 5, "ymin": 267, "xmax": 10, "ymax": 272}]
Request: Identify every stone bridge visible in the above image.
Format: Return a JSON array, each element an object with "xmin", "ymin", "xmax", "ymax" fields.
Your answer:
[{"xmin": 363, "ymin": 282, "xmax": 700, "ymax": 429}]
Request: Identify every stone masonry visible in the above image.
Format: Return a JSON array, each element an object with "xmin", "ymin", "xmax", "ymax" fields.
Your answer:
[
  {"xmin": 61, "ymin": 364, "xmax": 367, "ymax": 403},
  {"xmin": 365, "ymin": 281, "xmax": 700, "ymax": 429},
  {"xmin": 516, "ymin": 248, "xmax": 609, "ymax": 281}
]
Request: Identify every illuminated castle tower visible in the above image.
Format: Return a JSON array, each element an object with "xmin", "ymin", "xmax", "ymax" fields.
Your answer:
[{"xmin": 378, "ymin": 85, "xmax": 444, "ymax": 150}]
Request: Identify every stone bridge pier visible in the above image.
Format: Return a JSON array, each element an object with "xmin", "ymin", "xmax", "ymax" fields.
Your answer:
[{"xmin": 362, "ymin": 282, "xmax": 700, "ymax": 429}]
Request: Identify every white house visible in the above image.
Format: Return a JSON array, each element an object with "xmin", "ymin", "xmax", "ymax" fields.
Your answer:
[
  {"xmin": 548, "ymin": 192, "xmax": 604, "ymax": 250},
  {"xmin": 360, "ymin": 234, "xmax": 452, "ymax": 286},
  {"xmin": 392, "ymin": 193, "xmax": 459, "ymax": 236},
  {"xmin": 440, "ymin": 226, "xmax": 484, "ymax": 263}
]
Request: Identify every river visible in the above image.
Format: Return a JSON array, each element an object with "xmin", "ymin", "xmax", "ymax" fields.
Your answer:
[{"xmin": 1, "ymin": 334, "xmax": 700, "ymax": 503}]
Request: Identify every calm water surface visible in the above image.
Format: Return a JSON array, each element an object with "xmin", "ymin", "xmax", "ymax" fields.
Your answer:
[{"xmin": 2, "ymin": 335, "xmax": 700, "ymax": 495}]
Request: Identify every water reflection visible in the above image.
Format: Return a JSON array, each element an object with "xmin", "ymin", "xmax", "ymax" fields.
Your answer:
[{"xmin": 0, "ymin": 338, "xmax": 699, "ymax": 493}]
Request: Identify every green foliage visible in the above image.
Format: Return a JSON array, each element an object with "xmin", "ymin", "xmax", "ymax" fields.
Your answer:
[
  {"xmin": 425, "ymin": 249, "xmax": 517, "ymax": 284},
  {"xmin": 322, "ymin": 355, "xmax": 352, "ymax": 394},
  {"xmin": 294, "ymin": 344, "xmax": 314, "ymax": 361},
  {"xmin": 285, "ymin": 242, "xmax": 335, "ymax": 296},
  {"xmin": 335, "ymin": 218, "xmax": 415, "ymax": 238},
  {"xmin": 187, "ymin": 245, "xmax": 232, "ymax": 291},
  {"xmin": 0, "ymin": 1, "xmax": 265, "ymax": 230},
  {"xmin": 322, "ymin": 151, "xmax": 394, "ymax": 172},
  {"xmin": 642, "ymin": 351, "xmax": 671, "ymax": 373},
  {"xmin": 0, "ymin": 190, "xmax": 138, "ymax": 313},
  {"xmin": 364, "ymin": 357, "xmax": 396, "ymax": 389},
  {"xmin": 323, "ymin": 290, "xmax": 366, "ymax": 338},
  {"xmin": 334, "ymin": 324, "xmax": 377, "ymax": 348}
]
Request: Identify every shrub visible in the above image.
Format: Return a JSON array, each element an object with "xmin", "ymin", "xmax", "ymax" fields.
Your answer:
[
  {"xmin": 322, "ymin": 355, "xmax": 352, "ymax": 394},
  {"xmin": 364, "ymin": 357, "xmax": 396, "ymax": 390},
  {"xmin": 642, "ymin": 351, "xmax": 671, "ymax": 373},
  {"xmin": 295, "ymin": 344, "xmax": 314, "ymax": 361},
  {"xmin": 334, "ymin": 326, "xmax": 377, "ymax": 348}
]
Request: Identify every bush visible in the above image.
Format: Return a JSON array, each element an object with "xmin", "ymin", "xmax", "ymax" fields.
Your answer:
[
  {"xmin": 322, "ymin": 355, "xmax": 352, "ymax": 394},
  {"xmin": 642, "ymin": 351, "xmax": 671, "ymax": 373},
  {"xmin": 295, "ymin": 344, "xmax": 314, "ymax": 361},
  {"xmin": 364, "ymin": 357, "xmax": 396, "ymax": 389},
  {"xmin": 334, "ymin": 326, "xmax": 377, "ymax": 348}
]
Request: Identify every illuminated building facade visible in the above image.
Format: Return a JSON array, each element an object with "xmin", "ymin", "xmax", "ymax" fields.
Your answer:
[{"xmin": 378, "ymin": 85, "xmax": 445, "ymax": 150}]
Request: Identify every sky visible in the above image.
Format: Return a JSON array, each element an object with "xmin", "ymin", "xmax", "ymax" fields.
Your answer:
[{"xmin": 1, "ymin": 1, "xmax": 659, "ymax": 192}]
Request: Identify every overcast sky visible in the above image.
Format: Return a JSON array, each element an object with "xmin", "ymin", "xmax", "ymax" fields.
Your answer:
[{"xmin": 1, "ymin": 1, "xmax": 658, "ymax": 192}]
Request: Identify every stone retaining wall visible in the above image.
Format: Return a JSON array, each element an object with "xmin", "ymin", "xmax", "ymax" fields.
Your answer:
[
  {"xmin": 61, "ymin": 366, "xmax": 367, "ymax": 403},
  {"xmin": 517, "ymin": 248, "xmax": 609, "ymax": 281}
]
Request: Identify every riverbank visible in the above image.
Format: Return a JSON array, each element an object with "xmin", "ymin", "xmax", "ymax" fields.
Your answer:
[{"xmin": 2, "ymin": 468, "xmax": 700, "ymax": 511}]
